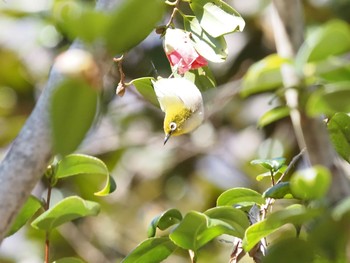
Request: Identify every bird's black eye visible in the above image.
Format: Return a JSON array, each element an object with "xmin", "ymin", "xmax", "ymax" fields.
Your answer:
[{"xmin": 169, "ymin": 122, "xmax": 177, "ymax": 131}]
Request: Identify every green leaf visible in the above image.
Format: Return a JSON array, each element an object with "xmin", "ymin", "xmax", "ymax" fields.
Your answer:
[
  {"xmin": 184, "ymin": 16, "xmax": 228, "ymax": 63},
  {"xmin": 308, "ymin": 215, "xmax": 347, "ymax": 261},
  {"xmin": 307, "ymin": 55, "xmax": 350, "ymax": 82},
  {"xmin": 52, "ymin": 0, "xmax": 109, "ymax": 43},
  {"xmin": 328, "ymin": 112, "xmax": 350, "ymax": 163},
  {"xmin": 148, "ymin": 209, "xmax": 183, "ymax": 238},
  {"xmin": 258, "ymin": 106, "xmax": 290, "ymax": 127},
  {"xmin": 169, "ymin": 211, "xmax": 242, "ymax": 251},
  {"xmin": 0, "ymin": 48, "xmax": 31, "ymax": 92},
  {"xmin": 50, "ymin": 78, "xmax": 98, "ymax": 156},
  {"xmin": 190, "ymin": 0, "xmax": 245, "ymax": 37},
  {"xmin": 54, "ymin": 154, "xmax": 116, "ymax": 196},
  {"xmin": 7, "ymin": 195, "xmax": 42, "ymax": 236},
  {"xmin": 263, "ymin": 238, "xmax": 315, "ymax": 263},
  {"xmin": 53, "ymin": 0, "xmax": 165, "ymax": 54},
  {"xmin": 296, "ymin": 19, "xmax": 350, "ymax": 65},
  {"xmin": 332, "ymin": 197, "xmax": 350, "ymax": 220},
  {"xmin": 256, "ymin": 171, "xmax": 272, "ymax": 181},
  {"xmin": 262, "ymin": 182, "xmax": 293, "ymax": 199},
  {"xmin": 204, "ymin": 207, "xmax": 250, "ymax": 238},
  {"xmin": 94, "ymin": 174, "xmax": 116, "ymax": 196},
  {"xmin": 105, "ymin": 0, "xmax": 166, "ymax": 54},
  {"xmin": 183, "ymin": 66, "xmax": 216, "ymax": 92},
  {"xmin": 169, "ymin": 211, "xmax": 207, "ymax": 251},
  {"xmin": 53, "ymin": 257, "xmax": 86, "ymax": 263},
  {"xmin": 306, "ymin": 82, "xmax": 350, "ymax": 116},
  {"xmin": 256, "ymin": 165, "xmax": 287, "ymax": 181},
  {"xmin": 31, "ymin": 196, "xmax": 100, "ymax": 231},
  {"xmin": 290, "ymin": 166, "xmax": 331, "ymax": 200},
  {"xmin": 241, "ymin": 54, "xmax": 289, "ymax": 97},
  {"xmin": 251, "ymin": 157, "xmax": 286, "ymax": 172},
  {"xmin": 217, "ymin": 187, "xmax": 265, "ymax": 207},
  {"xmin": 131, "ymin": 77, "xmax": 159, "ymax": 107},
  {"xmin": 243, "ymin": 204, "xmax": 322, "ymax": 252},
  {"xmin": 55, "ymin": 154, "xmax": 108, "ymax": 178},
  {"xmin": 121, "ymin": 237, "xmax": 177, "ymax": 263}
]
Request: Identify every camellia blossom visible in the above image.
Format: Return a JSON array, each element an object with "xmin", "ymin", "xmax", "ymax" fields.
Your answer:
[{"xmin": 163, "ymin": 28, "xmax": 208, "ymax": 74}]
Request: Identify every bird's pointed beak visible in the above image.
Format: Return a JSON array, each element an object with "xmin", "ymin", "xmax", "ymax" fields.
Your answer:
[{"xmin": 164, "ymin": 133, "xmax": 171, "ymax": 145}]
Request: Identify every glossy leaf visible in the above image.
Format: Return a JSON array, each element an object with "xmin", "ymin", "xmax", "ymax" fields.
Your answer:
[
  {"xmin": 183, "ymin": 66, "xmax": 216, "ymax": 92},
  {"xmin": 93, "ymin": 174, "xmax": 116, "ymax": 196},
  {"xmin": 243, "ymin": 204, "xmax": 322, "ymax": 252},
  {"xmin": 50, "ymin": 78, "xmax": 98, "ymax": 156},
  {"xmin": 258, "ymin": 106, "xmax": 290, "ymax": 127},
  {"xmin": 148, "ymin": 209, "xmax": 183, "ymax": 238},
  {"xmin": 204, "ymin": 206, "xmax": 249, "ymax": 238},
  {"xmin": 263, "ymin": 182, "xmax": 292, "ymax": 199},
  {"xmin": 131, "ymin": 77, "xmax": 159, "ymax": 107},
  {"xmin": 290, "ymin": 166, "xmax": 331, "ymax": 200},
  {"xmin": 251, "ymin": 157, "xmax": 286, "ymax": 172},
  {"xmin": 296, "ymin": 19, "xmax": 350, "ymax": 65},
  {"xmin": 306, "ymin": 82, "xmax": 350, "ymax": 116},
  {"xmin": 241, "ymin": 54, "xmax": 288, "ymax": 97},
  {"xmin": 31, "ymin": 196, "xmax": 100, "ymax": 231},
  {"xmin": 105, "ymin": 0, "xmax": 166, "ymax": 54},
  {"xmin": 121, "ymin": 237, "xmax": 177, "ymax": 263},
  {"xmin": 263, "ymin": 238, "xmax": 314, "ymax": 263},
  {"xmin": 190, "ymin": 0, "xmax": 245, "ymax": 37},
  {"xmin": 184, "ymin": 16, "xmax": 227, "ymax": 63},
  {"xmin": 54, "ymin": 154, "xmax": 116, "ymax": 196},
  {"xmin": 53, "ymin": 258, "xmax": 86, "ymax": 263},
  {"xmin": 328, "ymin": 112, "xmax": 350, "ymax": 163},
  {"xmin": 217, "ymin": 188, "xmax": 265, "ymax": 207},
  {"xmin": 7, "ymin": 195, "xmax": 42, "ymax": 236},
  {"xmin": 169, "ymin": 211, "xmax": 243, "ymax": 251}
]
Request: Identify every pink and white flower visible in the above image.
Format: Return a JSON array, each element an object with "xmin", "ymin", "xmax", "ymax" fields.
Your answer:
[{"xmin": 163, "ymin": 28, "xmax": 208, "ymax": 74}]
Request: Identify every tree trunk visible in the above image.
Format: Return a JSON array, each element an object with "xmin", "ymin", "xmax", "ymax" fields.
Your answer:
[{"xmin": 0, "ymin": 0, "xmax": 117, "ymax": 241}]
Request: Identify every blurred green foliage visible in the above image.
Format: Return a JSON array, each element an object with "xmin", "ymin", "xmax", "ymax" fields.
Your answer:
[{"xmin": 1, "ymin": 0, "xmax": 350, "ymax": 262}]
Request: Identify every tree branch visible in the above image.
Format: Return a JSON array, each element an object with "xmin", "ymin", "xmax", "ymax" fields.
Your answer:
[
  {"xmin": 0, "ymin": 0, "xmax": 117, "ymax": 241},
  {"xmin": 271, "ymin": 0, "xmax": 350, "ymax": 202}
]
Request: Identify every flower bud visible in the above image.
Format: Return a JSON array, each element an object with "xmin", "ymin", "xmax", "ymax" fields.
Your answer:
[
  {"xmin": 163, "ymin": 28, "xmax": 208, "ymax": 74},
  {"xmin": 54, "ymin": 49, "xmax": 100, "ymax": 89}
]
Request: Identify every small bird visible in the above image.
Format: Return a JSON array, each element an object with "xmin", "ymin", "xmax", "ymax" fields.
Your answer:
[{"xmin": 152, "ymin": 77, "xmax": 204, "ymax": 144}]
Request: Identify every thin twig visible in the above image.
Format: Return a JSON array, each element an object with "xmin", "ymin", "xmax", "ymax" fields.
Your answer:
[
  {"xmin": 229, "ymin": 239, "xmax": 246, "ymax": 263},
  {"xmin": 189, "ymin": 250, "xmax": 196, "ymax": 263},
  {"xmin": 165, "ymin": 0, "xmax": 181, "ymax": 28},
  {"xmin": 270, "ymin": 170, "xmax": 275, "ymax": 186},
  {"xmin": 44, "ymin": 182, "xmax": 52, "ymax": 263},
  {"xmin": 261, "ymin": 148, "xmax": 306, "ymax": 220},
  {"xmin": 165, "ymin": 0, "xmax": 178, "ymax": 6},
  {"xmin": 276, "ymin": 148, "xmax": 305, "ymax": 185},
  {"xmin": 114, "ymin": 55, "xmax": 129, "ymax": 97},
  {"xmin": 271, "ymin": 0, "xmax": 350, "ymax": 202}
]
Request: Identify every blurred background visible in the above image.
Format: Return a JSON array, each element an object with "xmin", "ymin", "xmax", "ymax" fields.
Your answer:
[{"xmin": 0, "ymin": 0, "xmax": 349, "ymax": 262}]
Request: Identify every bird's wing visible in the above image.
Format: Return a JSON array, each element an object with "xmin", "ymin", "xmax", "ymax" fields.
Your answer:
[{"xmin": 152, "ymin": 78, "xmax": 203, "ymax": 113}]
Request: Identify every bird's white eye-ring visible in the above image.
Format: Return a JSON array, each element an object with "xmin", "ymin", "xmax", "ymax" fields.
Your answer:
[{"xmin": 169, "ymin": 122, "xmax": 177, "ymax": 132}]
